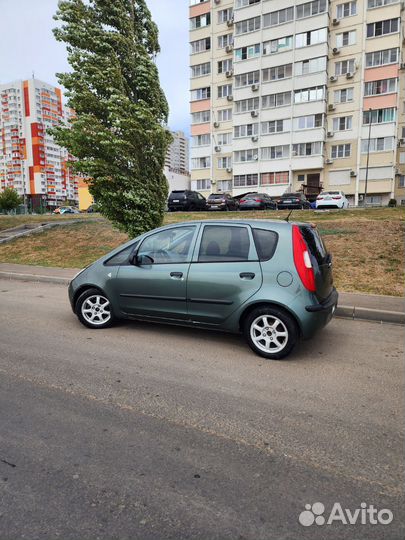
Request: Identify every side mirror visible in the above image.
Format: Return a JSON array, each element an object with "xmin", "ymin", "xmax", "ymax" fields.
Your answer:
[{"xmin": 133, "ymin": 254, "xmax": 154, "ymax": 266}]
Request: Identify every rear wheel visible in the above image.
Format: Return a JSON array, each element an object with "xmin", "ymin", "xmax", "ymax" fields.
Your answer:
[
  {"xmin": 76, "ymin": 288, "xmax": 115, "ymax": 329},
  {"xmin": 243, "ymin": 306, "xmax": 298, "ymax": 360}
]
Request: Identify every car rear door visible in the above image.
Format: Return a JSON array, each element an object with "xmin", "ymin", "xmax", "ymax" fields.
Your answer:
[{"xmin": 186, "ymin": 223, "xmax": 262, "ymax": 325}]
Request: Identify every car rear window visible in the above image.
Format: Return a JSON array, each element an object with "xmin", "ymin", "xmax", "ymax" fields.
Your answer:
[
  {"xmin": 252, "ymin": 229, "xmax": 278, "ymax": 261},
  {"xmin": 300, "ymin": 226, "xmax": 328, "ymax": 265}
]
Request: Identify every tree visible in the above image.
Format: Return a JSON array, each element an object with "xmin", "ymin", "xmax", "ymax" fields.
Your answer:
[
  {"xmin": 0, "ymin": 188, "xmax": 22, "ymax": 213},
  {"xmin": 52, "ymin": 0, "xmax": 172, "ymax": 237}
]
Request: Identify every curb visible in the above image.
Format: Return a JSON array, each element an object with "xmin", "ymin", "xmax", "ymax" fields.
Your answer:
[{"xmin": 0, "ymin": 271, "xmax": 71, "ymax": 286}]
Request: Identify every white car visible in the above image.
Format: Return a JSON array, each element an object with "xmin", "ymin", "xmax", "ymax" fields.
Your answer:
[{"xmin": 316, "ymin": 191, "xmax": 349, "ymax": 210}]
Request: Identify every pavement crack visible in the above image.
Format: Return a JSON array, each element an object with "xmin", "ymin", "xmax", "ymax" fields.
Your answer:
[{"xmin": 1, "ymin": 458, "xmax": 16, "ymax": 468}]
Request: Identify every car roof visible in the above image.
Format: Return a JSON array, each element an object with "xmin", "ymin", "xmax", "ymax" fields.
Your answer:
[{"xmin": 157, "ymin": 219, "xmax": 311, "ymax": 232}]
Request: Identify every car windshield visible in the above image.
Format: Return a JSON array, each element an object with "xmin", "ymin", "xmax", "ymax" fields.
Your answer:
[{"xmin": 209, "ymin": 195, "xmax": 225, "ymax": 200}]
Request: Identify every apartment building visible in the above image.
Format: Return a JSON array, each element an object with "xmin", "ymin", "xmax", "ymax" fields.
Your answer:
[
  {"xmin": 189, "ymin": 0, "xmax": 405, "ymax": 205},
  {"xmin": 0, "ymin": 79, "xmax": 78, "ymax": 209},
  {"xmin": 165, "ymin": 130, "xmax": 190, "ymax": 174}
]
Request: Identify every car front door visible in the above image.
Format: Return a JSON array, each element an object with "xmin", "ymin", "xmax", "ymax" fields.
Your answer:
[
  {"xmin": 116, "ymin": 225, "xmax": 199, "ymax": 320},
  {"xmin": 186, "ymin": 224, "xmax": 262, "ymax": 325}
]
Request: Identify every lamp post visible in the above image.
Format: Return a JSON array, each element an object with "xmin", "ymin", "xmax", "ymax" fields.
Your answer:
[{"xmin": 364, "ymin": 108, "xmax": 372, "ymax": 208}]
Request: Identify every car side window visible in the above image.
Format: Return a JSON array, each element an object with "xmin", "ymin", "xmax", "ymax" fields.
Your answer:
[
  {"xmin": 138, "ymin": 226, "xmax": 196, "ymax": 264},
  {"xmin": 198, "ymin": 226, "xmax": 251, "ymax": 263},
  {"xmin": 105, "ymin": 242, "xmax": 139, "ymax": 266},
  {"xmin": 252, "ymin": 229, "xmax": 278, "ymax": 262}
]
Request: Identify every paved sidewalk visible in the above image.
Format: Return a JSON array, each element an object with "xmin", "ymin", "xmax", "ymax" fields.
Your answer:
[{"xmin": 0, "ymin": 262, "xmax": 404, "ymax": 324}]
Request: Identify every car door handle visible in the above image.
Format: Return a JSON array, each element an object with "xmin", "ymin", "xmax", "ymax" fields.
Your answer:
[
  {"xmin": 240, "ymin": 272, "xmax": 255, "ymax": 280},
  {"xmin": 170, "ymin": 272, "xmax": 183, "ymax": 279}
]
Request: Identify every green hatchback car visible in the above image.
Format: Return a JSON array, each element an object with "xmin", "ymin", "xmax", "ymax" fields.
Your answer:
[{"xmin": 68, "ymin": 220, "xmax": 338, "ymax": 360}]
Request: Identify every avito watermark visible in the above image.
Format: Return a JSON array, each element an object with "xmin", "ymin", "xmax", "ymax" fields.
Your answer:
[{"xmin": 299, "ymin": 502, "xmax": 393, "ymax": 527}]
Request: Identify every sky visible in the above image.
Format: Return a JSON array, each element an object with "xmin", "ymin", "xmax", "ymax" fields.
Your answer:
[{"xmin": 0, "ymin": 0, "xmax": 190, "ymax": 135}]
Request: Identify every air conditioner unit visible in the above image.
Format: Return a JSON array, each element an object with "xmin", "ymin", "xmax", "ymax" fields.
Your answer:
[
  {"xmin": 328, "ymin": 104, "xmax": 336, "ymax": 111},
  {"xmin": 327, "ymin": 131, "xmax": 334, "ymax": 138},
  {"xmin": 225, "ymin": 45, "xmax": 233, "ymax": 53},
  {"xmin": 330, "ymin": 75, "xmax": 337, "ymax": 82},
  {"xmin": 350, "ymin": 170, "xmax": 357, "ymax": 177},
  {"xmin": 225, "ymin": 70, "xmax": 233, "ymax": 78},
  {"xmin": 251, "ymin": 110, "xmax": 259, "ymax": 117},
  {"xmin": 251, "ymin": 84, "xmax": 259, "ymax": 92},
  {"xmin": 332, "ymin": 18, "xmax": 340, "ymax": 25},
  {"xmin": 325, "ymin": 158, "xmax": 333, "ymax": 164},
  {"xmin": 332, "ymin": 47, "xmax": 340, "ymax": 55},
  {"xmin": 346, "ymin": 72, "xmax": 354, "ymax": 79},
  {"xmin": 226, "ymin": 167, "xmax": 233, "ymax": 173},
  {"xmin": 214, "ymin": 0, "xmax": 221, "ymax": 4},
  {"xmin": 213, "ymin": 121, "xmax": 220, "ymax": 128},
  {"xmin": 253, "ymin": 154, "xmax": 259, "ymax": 161},
  {"xmin": 226, "ymin": 95, "xmax": 234, "ymax": 101},
  {"xmin": 251, "ymin": 135, "xmax": 259, "ymax": 142},
  {"xmin": 227, "ymin": 18, "xmax": 234, "ymax": 27},
  {"xmin": 211, "ymin": 179, "xmax": 217, "ymax": 184},
  {"xmin": 214, "ymin": 145, "xmax": 221, "ymax": 152}
]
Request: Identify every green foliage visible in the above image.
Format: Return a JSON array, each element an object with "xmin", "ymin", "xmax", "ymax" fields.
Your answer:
[
  {"xmin": 0, "ymin": 188, "xmax": 22, "ymax": 213},
  {"xmin": 52, "ymin": 0, "xmax": 172, "ymax": 237}
]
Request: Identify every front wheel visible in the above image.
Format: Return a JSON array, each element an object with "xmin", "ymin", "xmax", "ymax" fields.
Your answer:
[
  {"xmin": 243, "ymin": 306, "xmax": 298, "ymax": 360},
  {"xmin": 76, "ymin": 288, "xmax": 115, "ymax": 329}
]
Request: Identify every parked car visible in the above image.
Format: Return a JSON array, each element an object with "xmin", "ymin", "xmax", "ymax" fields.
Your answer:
[
  {"xmin": 277, "ymin": 193, "xmax": 311, "ymax": 210},
  {"xmin": 316, "ymin": 191, "xmax": 349, "ymax": 210},
  {"xmin": 168, "ymin": 190, "xmax": 207, "ymax": 212},
  {"xmin": 207, "ymin": 193, "xmax": 239, "ymax": 211},
  {"xmin": 239, "ymin": 193, "xmax": 277, "ymax": 211},
  {"xmin": 86, "ymin": 204, "xmax": 99, "ymax": 213},
  {"xmin": 53, "ymin": 206, "xmax": 80, "ymax": 215},
  {"xmin": 68, "ymin": 219, "xmax": 337, "ymax": 360}
]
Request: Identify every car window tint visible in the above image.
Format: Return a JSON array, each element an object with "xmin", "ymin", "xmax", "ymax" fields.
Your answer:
[
  {"xmin": 300, "ymin": 226, "xmax": 328, "ymax": 265},
  {"xmin": 252, "ymin": 229, "xmax": 278, "ymax": 261},
  {"xmin": 105, "ymin": 242, "xmax": 139, "ymax": 266},
  {"xmin": 198, "ymin": 226, "xmax": 251, "ymax": 262},
  {"xmin": 138, "ymin": 226, "xmax": 196, "ymax": 264}
]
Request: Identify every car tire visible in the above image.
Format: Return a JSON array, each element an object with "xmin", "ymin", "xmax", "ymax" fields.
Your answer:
[
  {"xmin": 76, "ymin": 288, "xmax": 115, "ymax": 329},
  {"xmin": 243, "ymin": 306, "xmax": 298, "ymax": 360}
]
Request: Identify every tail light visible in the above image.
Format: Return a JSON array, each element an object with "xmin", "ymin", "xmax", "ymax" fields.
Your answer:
[
  {"xmin": 292, "ymin": 225, "xmax": 316, "ymax": 292},
  {"xmin": 240, "ymin": 199, "xmax": 246, "ymax": 203},
  {"xmin": 254, "ymin": 198, "xmax": 263, "ymax": 203},
  {"xmin": 332, "ymin": 196, "xmax": 341, "ymax": 200},
  {"xmin": 317, "ymin": 196, "xmax": 323, "ymax": 200}
]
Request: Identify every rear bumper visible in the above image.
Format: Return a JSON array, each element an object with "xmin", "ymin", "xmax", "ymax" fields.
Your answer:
[{"xmin": 305, "ymin": 288, "xmax": 338, "ymax": 313}]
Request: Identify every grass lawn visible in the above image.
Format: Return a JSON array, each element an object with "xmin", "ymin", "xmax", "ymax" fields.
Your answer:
[{"xmin": 0, "ymin": 207, "xmax": 404, "ymax": 296}]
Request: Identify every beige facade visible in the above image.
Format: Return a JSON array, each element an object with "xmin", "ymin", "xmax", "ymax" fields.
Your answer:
[{"xmin": 189, "ymin": 0, "xmax": 405, "ymax": 206}]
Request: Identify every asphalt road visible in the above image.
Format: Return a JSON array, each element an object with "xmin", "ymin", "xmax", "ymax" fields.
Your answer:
[{"xmin": 0, "ymin": 279, "xmax": 404, "ymax": 540}]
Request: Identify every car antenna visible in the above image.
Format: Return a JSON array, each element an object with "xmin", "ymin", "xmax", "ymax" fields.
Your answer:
[{"xmin": 285, "ymin": 209, "xmax": 293, "ymax": 222}]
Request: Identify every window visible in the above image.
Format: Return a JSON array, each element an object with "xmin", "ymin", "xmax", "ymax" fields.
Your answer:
[
  {"xmin": 262, "ymin": 91, "xmax": 291, "ymax": 109},
  {"xmin": 297, "ymin": 0, "xmax": 327, "ymax": 18},
  {"xmin": 190, "ymin": 13, "xmax": 211, "ymax": 30},
  {"xmin": 296, "ymin": 28, "xmax": 327, "ymax": 48},
  {"xmin": 190, "ymin": 38, "xmax": 210, "ymax": 54},
  {"xmin": 399, "ymin": 175, "xmax": 405, "ymax": 188},
  {"xmin": 234, "ymin": 174, "xmax": 258, "ymax": 187},
  {"xmin": 217, "ymin": 156, "xmax": 232, "ymax": 168},
  {"xmin": 191, "ymin": 62, "xmax": 211, "ymax": 78},
  {"xmin": 218, "ymin": 34, "xmax": 233, "ymax": 48},
  {"xmin": 234, "ymin": 97, "xmax": 260, "ymax": 113},
  {"xmin": 218, "ymin": 8, "xmax": 233, "ymax": 24},
  {"xmin": 218, "ymin": 108, "xmax": 233, "ymax": 121},
  {"xmin": 294, "ymin": 86, "xmax": 325, "ymax": 103},
  {"xmin": 138, "ymin": 226, "xmax": 196, "ymax": 265},
  {"xmin": 263, "ymin": 36, "xmax": 293, "ymax": 55},
  {"xmin": 295, "ymin": 57, "xmax": 326, "ymax": 76},
  {"xmin": 334, "ymin": 88, "xmax": 354, "ymax": 103},
  {"xmin": 217, "ymin": 132, "xmax": 232, "ymax": 145},
  {"xmin": 235, "ymin": 71, "xmax": 260, "ymax": 88},
  {"xmin": 367, "ymin": 18, "xmax": 399, "ymax": 38},
  {"xmin": 191, "ymin": 157, "xmax": 210, "ymax": 169},
  {"xmin": 263, "ymin": 7, "xmax": 294, "ymax": 27},
  {"xmin": 331, "ymin": 144, "xmax": 351, "ymax": 158},
  {"xmin": 336, "ymin": 30, "xmax": 356, "ymax": 47},
  {"xmin": 235, "ymin": 44, "xmax": 261, "ymax": 61},
  {"xmin": 252, "ymin": 229, "xmax": 278, "ymax": 261},
  {"xmin": 333, "ymin": 116, "xmax": 352, "ymax": 131},
  {"xmin": 364, "ymin": 78, "xmax": 397, "ymax": 96},
  {"xmin": 234, "ymin": 123, "xmax": 259, "ymax": 138},
  {"xmin": 191, "ymin": 110, "xmax": 210, "ymax": 124},
  {"xmin": 191, "ymin": 179, "xmax": 211, "ymax": 191},
  {"xmin": 198, "ymin": 226, "xmax": 251, "ymax": 263},
  {"xmin": 219, "ymin": 180, "xmax": 233, "ymax": 191},
  {"xmin": 293, "ymin": 142, "xmax": 322, "ymax": 156},
  {"xmin": 361, "ymin": 137, "xmax": 394, "ymax": 152},
  {"xmin": 334, "ymin": 59, "xmax": 355, "ymax": 75},
  {"xmin": 105, "ymin": 243, "xmax": 139, "ymax": 266},
  {"xmin": 363, "ymin": 108, "xmax": 396, "ymax": 124},
  {"xmin": 235, "ymin": 0, "xmax": 261, "ymax": 7},
  {"xmin": 190, "ymin": 0, "xmax": 209, "ymax": 5},
  {"xmin": 260, "ymin": 171, "xmax": 289, "ymax": 185},
  {"xmin": 337, "ymin": 1, "xmax": 357, "ymax": 18},
  {"xmin": 191, "ymin": 87, "xmax": 211, "ymax": 101},
  {"xmin": 368, "ymin": 0, "xmax": 399, "ymax": 8},
  {"xmin": 192, "ymin": 134, "xmax": 210, "ymax": 147},
  {"xmin": 261, "ymin": 145, "xmax": 290, "ymax": 159},
  {"xmin": 262, "ymin": 63, "xmax": 292, "ymax": 82},
  {"xmin": 261, "ymin": 119, "xmax": 291, "ymax": 134},
  {"xmin": 235, "ymin": 16, "xmax": 260, "ymax": 35},
  {"xmin": 218, "ymin": 84, "xmax": 233, "ymax": 98},
  {"xmin": 295, "ymin": 114, "xmax": 323, "ymax": 129},
  {"xmin": 365, "ymin": 48, "xmax": 399, "ymax": 67},
  {"xmin": 218, "ymin": 59, "xmax": 233, "ymax": 74},
  {"xmin": 234, "ymin": 149, "xmax": 258, "ymax": 162}
]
